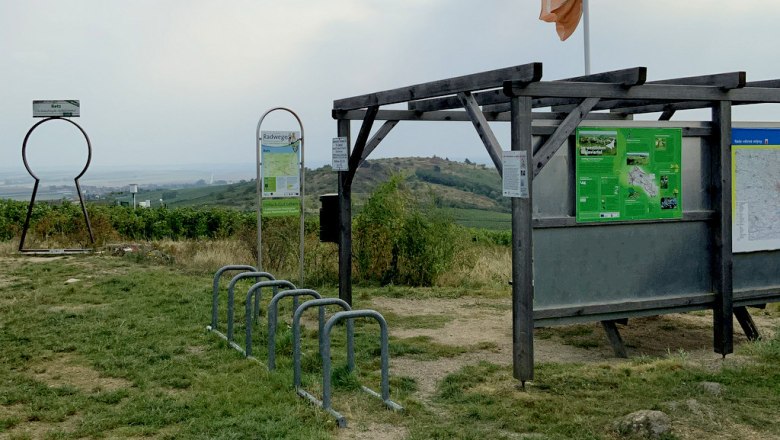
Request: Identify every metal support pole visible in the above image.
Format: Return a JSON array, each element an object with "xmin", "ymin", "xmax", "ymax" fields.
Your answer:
[
  {"xmin": 510, "ymin": 96, "xmax": 535, "ymax": 384},
  {"xmin": 583, "ymin": 0, "xmax": 591, "ymax": 75}
]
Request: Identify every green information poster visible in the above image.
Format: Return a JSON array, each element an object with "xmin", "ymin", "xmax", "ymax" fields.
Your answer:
[
  {"xmin": 262, "ymin": 198, "xmax": 300, "ymax": 217},
  {"xmin": 576, "ymin": 127, "xmax": 682, "ymax": 222}
]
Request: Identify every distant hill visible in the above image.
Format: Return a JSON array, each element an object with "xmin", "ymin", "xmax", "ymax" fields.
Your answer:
[{"xmin": 116, "ymin": 157, "xmax": 510, "ymax": 230}]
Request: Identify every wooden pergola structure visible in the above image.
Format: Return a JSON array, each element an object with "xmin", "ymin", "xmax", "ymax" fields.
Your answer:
[{"xmin": 331, "ymin": 62, "xmax": 780, "ymax": 384}]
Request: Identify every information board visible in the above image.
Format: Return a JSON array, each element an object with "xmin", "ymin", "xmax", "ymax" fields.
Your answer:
[
  {"xmin": 732, "ymin": 128, "xmax": 780, "ymax": 253},
  {"xmin": 260, "ymin": 131, "xmax": 301, "ymax": 198},
  {"xmin": 576, "ymin": 127, "xmax": 682, "ymax": 222},
  {"xmin": 502, "ymin": 150, "xmax": 529, "ymax": 198},
  {"xmin": 332, "ymin": 137, "xmax": 349, "ymax": 171},
  {"xmin": 33, "ymin": 100, "xmax": 80, "ymax": 117}
]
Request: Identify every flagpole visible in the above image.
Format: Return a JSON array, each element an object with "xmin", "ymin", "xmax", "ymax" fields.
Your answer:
[{"xmin": 583, "ymin": 0, "xmax": 591, "ymax": 74}]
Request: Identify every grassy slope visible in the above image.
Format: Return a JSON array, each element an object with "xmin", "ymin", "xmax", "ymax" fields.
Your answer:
[
  {"xmin": 119, "ymin": 157, "xmax": 511, "ymax": 229},
  {"xmin": 1, "ymin": 255, "xmax": 779, "ymax": 439}
]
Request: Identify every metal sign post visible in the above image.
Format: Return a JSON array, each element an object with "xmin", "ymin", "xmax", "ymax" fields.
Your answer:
[
  {"xmin": 20, "ymin": 100, "xmax": 94, "ymax": 254},
  {"xmin": 255, "ymin": 107, "xmax": 305, "ymax": 286}
]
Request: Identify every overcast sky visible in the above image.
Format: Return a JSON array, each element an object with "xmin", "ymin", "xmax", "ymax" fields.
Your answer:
[{"xmin": 2, "ymin": 0, "xmax": 780, "ymax": 178}]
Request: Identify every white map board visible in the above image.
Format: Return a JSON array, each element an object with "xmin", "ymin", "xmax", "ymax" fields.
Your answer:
[{"xmin": 732, "ymin": 128, "xmax": 780, "ymax": 253}]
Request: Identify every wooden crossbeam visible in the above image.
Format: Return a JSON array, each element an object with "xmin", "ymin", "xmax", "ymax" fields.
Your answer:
[
  {"xmin": 332, "ymin": 62, "xmax": 542, "ymax": 111},
  {"xmin": 360, "ymin": 120, "xmax": 398, "ymax": 165},
  {"xmin": 347, "ymin": 106, "xmax": 378, "ymax": 184},
  {"xmin": 533, "ymin": 97, "xmax": 600, "ymax": 178},
  {"xmin": 551, "ymin": 71, "xmax": 746, "ymax": 112},
  {"xmin": 610, "ymin": 78, "xmax": 780, "ymax": 115},
  {"xmin": 335, "ymin": 109, "xmax": 627, "ymax": 122},
  {"xmin": 459, "ymin": 92, "xmax": 504, "ymax": 175},
  {"xmin": 408, "ymin": 67, "xmax": 645, "ymax": 112},
  {"xmin": 506, "ymin": 81, "xmax": 780, "ymax": 103}
]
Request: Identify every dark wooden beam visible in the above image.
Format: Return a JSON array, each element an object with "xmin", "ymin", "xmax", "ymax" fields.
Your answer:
[
  {"xmin": 659, "ymin": 109, "xmax": 676, "ymax": 121},
  {"xmin": 609, "ymin": 78, "xmax": 780, "ymax": 115},
  {"xmin": 360, "ymin": 120, "xmax": 398, "ymax": 165},
  {"xmin": 510, "ymin": 96, "xmax": 535, "ymax": 384},
  {"xmin": 346, "ymin": 106, "xmax": 378, "ymax": 185},
  {"xmin": 711, "ymin": 101, "xmax": 734, "ymax": 356},
  {"xmin": 601, "ymin": 321, "xmax": 628, "ymax": 358},
  {"xmin": 337, "ymin": 119, "xmax": 352, "ymax": 306},
  {"xmin": 459, "ymin": 92, "xmax": 504, "ymax": 175},
  {"xmin": 734, "ymin": 306, "xmax": 761, "ymax": 341},
  {"xmin": 650, "ymin": 71, "xmax": 746, "ymax": 89},
  {"xmin": 532, "ymin": 97, "xmax": 600, "ymax": 178},
  {"xmin": 408, "ymin": 67, "xmax": 645, "ymax": 112},
  {"xmin": 333, "ymin": 62, "xmax": 542, "ymax": 111},
  {"xmin": 506, "ymin": 82, "xmax": 736, "ymax": 101},
  {"xmin": 336, "ymin": 109, "xmax": 628, "ymax": 122}
]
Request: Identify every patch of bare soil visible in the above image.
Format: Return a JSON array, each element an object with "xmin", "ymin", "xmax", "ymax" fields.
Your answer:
[
  {"xmin": 0, "ymin": 412, "xmax": 81, "ymax": 440},
  {"xmin": 337, "ymin": 422, "xmax": 409, "ymax": 440},
  {"xmin": 30, "ymin": 354, "xmax": 132, "ymax": 393},
  {"xmin": 47, "ymin": 303, "xmax": 108, "ymax": 314},
  {"xmin": 369, "ymin": 297, "xmax": 780, "ymax": 403}
]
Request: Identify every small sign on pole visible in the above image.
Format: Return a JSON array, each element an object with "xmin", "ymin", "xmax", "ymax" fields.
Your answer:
[
  {"xmin": 502, "ymin": 150, "xmax": 529, "ymax": 198},
  {"xmin": 33, "ymin": 100, "xmax": 80, "ymax": 118},
  {"xmin": 332, "ymin": 137, "xmax": 349, "ymax": 171}
]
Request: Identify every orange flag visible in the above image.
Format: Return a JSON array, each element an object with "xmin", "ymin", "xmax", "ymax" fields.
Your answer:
[{"xmin": 540, "ymin": 0, "xmax": 583, "ymax": 41}]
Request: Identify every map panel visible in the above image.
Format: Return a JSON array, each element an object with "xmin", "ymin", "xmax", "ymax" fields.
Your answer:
[
  {"xmin": 260, "ymin": 130, "xmax": 301, "ymax": 198},
  {"xmin": 576, "ymin": 127, "xmax": 682, "ymax": 223},
  {"xmin": 732, "ymin": 128, "xmax": 780, "ymax": 253}
]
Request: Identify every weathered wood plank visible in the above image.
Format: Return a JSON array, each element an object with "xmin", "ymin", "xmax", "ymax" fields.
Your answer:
[
  {"xmin": 336, "ymin": 109, "xmax": 631, "ymax": 122},
  {"xmin": 337, "ymin": 119, "xmax": 352, "ymax": 306},
  {"xmin": 360, "ymin": 120, "xmax": 398, "ymax": 164},
  {"xmin": 510, "ymin": 96, "xmax": 535, "ymax": 384},
  {"xmin": 734, "ymin": 306, "xmax": 761, "ymax": 341},
  {"xmin": 711, "ymin": 101, "xmax": 734, "ymax": 356},
  {"xmin": 409, "ymin": 67, "xmax": 645, "ymax": 112},
  {"xmin": 333, "ymin": 62, "xmax": 542, "ymax": 111},
  {"xmin": 532, "ymin": 210, "xmax": 715, "ymax": 228},
  {"xmin": 609, "ymin": 79, "xmax": 780, "ymax": 115},
  {"xmin": 532, "ymin": 97, "xmax": 600, "ymax": 178},
  {"xmin": 459, "ymin": 92, "xmax": 504, "ymax": 175},
  {"xmin": 659, "ymin": 109, "xmax": 675, "ymax": 120},
  {"xmin": 535, "ymin": 293, "xmax": 715, "ymax": 320},
  {"xmin": 346, "ymin": 106, "xmax": 378, "ymax": 184},
  {"xmin": 506, "ymin": 82, "xmax": 734, "ymax": 101},
  {"xmin": 601, "ymin": 321, "xmax": 628, "ymax": 358},
  {"xmin": 650, "ymin": 71, "xmax": 746, "ymax": 89}
]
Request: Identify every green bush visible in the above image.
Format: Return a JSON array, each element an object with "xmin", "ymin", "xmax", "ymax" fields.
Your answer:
[{"xmin": 353, "ymin": 175, "xmax": 462, "ymax": 286}]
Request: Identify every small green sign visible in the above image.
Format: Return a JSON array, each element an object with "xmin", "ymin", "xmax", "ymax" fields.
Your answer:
[
  {"xmin": 262, "ymin": 198, "xmax": 300, "ymax": 217},
  {"xmin": 576, "ymin": 127, "xmax": 682, "ymax": 222}
]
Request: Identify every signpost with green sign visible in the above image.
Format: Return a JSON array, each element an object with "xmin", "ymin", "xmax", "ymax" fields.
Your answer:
[
  {"xmin": 255, "ymin": 108, "xmax": 305, "ymax": 284},
  {"xmin": 576, "ymin": 127, "xmax": 682, "ymax": 223}
]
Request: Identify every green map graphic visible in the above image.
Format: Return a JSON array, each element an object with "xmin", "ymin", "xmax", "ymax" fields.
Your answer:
[{"xmin": 576, "ymin": 127, "xmax": 682, "ymax": 222}]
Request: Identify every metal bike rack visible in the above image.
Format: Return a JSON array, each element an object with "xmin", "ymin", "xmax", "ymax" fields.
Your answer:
[
  {"xmin": 207, "ymin": 271, "xmax": 279, "ymax": 345},
  {"xmin": 292, "ymin": 298, "xmax": 354, "ymax": 390},
  {"xmin": 244, "ymin": 280, "xmax": 297, "ymax": 359},
  {"xmin": 209, "ymin": 265, "xmax": 257, "ymax": 332},
  {"xmin": 267, "ymin": 289, "xmax": 322, "ymax": 370},
  {"xmin": 318, "ymin": 310, "xmax": 403, "ymax": 427}
]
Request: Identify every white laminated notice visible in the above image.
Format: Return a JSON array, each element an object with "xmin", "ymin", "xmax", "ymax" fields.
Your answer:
[
  {"xmin": 502, "ymin": 150, "xmax": 529, "ymax": 198},
  {"xmin": 332, "ymin": 137, "xmax": 349, "ymax": 171}
]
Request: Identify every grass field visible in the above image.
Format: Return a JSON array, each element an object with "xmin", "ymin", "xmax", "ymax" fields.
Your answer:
[{"xmin": 1, "ymin": 252, "xmax": 779, "ymax": 439}]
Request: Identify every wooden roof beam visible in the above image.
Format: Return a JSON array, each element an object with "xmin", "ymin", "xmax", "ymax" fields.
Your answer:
[
  {"xmin": 407, "ymin": 67, "xmax": 646, "ymax": 113},
  {"xmin": 550, "ymin": 71, "xmax": 747, "ymax": 113},
  {"xmin": 332, "ymin": 62, "xmax": 542, "ymax": 111},
  {"xmin": 504, "ymin": 81, "xmax": 780, "ymax": 103},
  {"xmin": 335, "ymin": 109, "xmax": 629, "ymax": 122}
]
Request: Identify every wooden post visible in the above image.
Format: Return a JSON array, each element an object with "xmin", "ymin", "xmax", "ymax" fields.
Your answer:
[
  {"xmin": 337, "ymin": 119, "xmax": 353, "ymax": 306},
  {"xmin": 510, "ymin": 96, "xmax": 535, "ymax": 384},
  {"xmin": 711, "ymin": 101, "xmax": 734, "ymax": 356}
]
